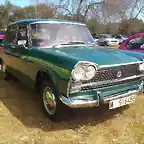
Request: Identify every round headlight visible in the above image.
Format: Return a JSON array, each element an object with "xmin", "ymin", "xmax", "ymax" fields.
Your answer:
[
  {"xmin": 139, "ymin": 63, "xmax": 144, "ymax": 72},
  {"xmin": 72, "ymin": 66, "xmax": 85, "ymax": 81},
  {"xmin": 85, "ymin": 65, "xmax": 96, "ymax": 80}
]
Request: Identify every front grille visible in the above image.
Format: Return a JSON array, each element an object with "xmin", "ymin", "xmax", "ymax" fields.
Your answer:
[
  {"xmin": 83, "ymin": 63, "xmax": 141, "ymax": 84},
  {"xmin": 69, "ymin": 63, "xmax": 143, "ymax": 94},
  {"xmin": 111, "ymin": 41, "xmax": 117, "ymax": 42},
  {"xmin": 81, "ymin": 77, "xmax": 141, "ymax": 91}
]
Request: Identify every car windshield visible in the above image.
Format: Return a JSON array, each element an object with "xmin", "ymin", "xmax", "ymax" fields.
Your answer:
[
  {"xmin": 122, "ymin": 35, "xmax": 127, "ymax": 38},
  {"xmin": 103, "ymin": 34, "xmax": 113, "ymax": 38},
  {"xmin": 30, "ymin": 22, "xmax": 94, "ymax": 48}
]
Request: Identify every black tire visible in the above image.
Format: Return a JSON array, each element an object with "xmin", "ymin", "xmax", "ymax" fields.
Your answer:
[
  {"xmin": 104, "ymin": 41, "xmax": 107, "ymax": 46},
  {"xmin": 4, "ymin": 70, "xmax": 11, "ymax": 81},
  {"xmin": 0, "ymin": 58, "xmax": 2, "ymax": 65},
  {"xmin": 1, "ymin": 61, "xmax": 11, "ymax": 81},
  {"xmin": 0, "ymin": 59, "xmax": 4, "ymax": 72},
  {"xmin": 40, "ymin": 80, "xmax": 66, "ymax": 122}
]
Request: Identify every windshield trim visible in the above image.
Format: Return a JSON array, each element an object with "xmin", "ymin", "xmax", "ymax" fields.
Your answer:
[
  {"xmin": 33, "ymin": 43, "xmax": 94, "ymax": 49},
  {"xmin": 30, "ymin": 22, "xmax": 94, "ymax": 48},
  {"xmin": 30, "ymin": 21, "xmax": 86, "ymax": 26}
]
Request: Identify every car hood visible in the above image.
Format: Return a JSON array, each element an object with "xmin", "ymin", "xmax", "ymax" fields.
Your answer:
[
  {"xmin": 125, "ymin": 49, "xmax": 144, "ymax": 53},
  {"xmin": 119, "ymin": 49, "xmax": 144, "ymax": 60},
  {"xmin": 47, "ymin": 45, "xmax": 141, "ymax": 66}
]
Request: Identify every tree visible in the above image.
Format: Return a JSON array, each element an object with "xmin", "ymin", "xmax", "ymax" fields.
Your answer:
[
  {"xmin": 0, "ymin": 0, "xmax": 15, "ymax": 28},
  {"xmin": 86, "ymin": 18, "xmax": 99, "ymax": 34},
  {"xmin": 36, "ymin": 4, "xmax": 54, "ymax": 18},
  {"xmin": 53, "ymin": 0, "xmax": 107, "ymax": 22}
]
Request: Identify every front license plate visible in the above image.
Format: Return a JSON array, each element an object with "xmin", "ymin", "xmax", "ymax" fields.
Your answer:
[{"xmin": 109, "ymin": 95, "xmax": 136, "ymax": 110}]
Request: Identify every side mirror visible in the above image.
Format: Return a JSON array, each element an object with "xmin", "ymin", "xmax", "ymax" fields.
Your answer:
[{"xmin": 18, "ymin": 40, "xmax": 28, "ymax": 49}]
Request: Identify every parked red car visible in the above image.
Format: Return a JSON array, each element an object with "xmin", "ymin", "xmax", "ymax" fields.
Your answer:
[
  {"xmin": 119, "ymin": 32, "xmax": 144, "ymax": 52},
  {"xmin": 0, "ymin": 32, "xmax": 5, "ymax": 65},
  {"xmin": 0, "ymin": 32, "xmax": 5, "ymax": 43}
]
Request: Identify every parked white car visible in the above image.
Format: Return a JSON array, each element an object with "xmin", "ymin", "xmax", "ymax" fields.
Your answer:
[
  {"xmin": 97, "ymin": 34, "xmax": 119, "ymax": 46},
  {"xmin": 113, "ymin": 34, "xmax": 128, "ymax": 44},
  {"xmin": 92, "ymin": 34, "xmax": 98, "ymax": 43}
]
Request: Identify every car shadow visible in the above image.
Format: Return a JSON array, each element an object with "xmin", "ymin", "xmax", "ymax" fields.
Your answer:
[{"xmin": 0, "ymin": 71, "xmax": 129, "ymax": 132}]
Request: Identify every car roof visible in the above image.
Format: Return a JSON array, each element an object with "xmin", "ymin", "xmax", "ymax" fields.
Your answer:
[
  {"xmin": 8, "ymin": 19, "xmax": 86, "ymax": 26},
  {"xmin": 98, "ymin": 34, "xmax": 112, "ymax": 36}
]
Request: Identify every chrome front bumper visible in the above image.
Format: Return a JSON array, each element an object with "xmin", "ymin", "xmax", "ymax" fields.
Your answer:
[
  {"xmin": 60, "ymin": 89, "xmax": 141, "ymax": 108},
  {"xmin": 60, "ymin": 96, "xmax": 99, "ymax": 108}
]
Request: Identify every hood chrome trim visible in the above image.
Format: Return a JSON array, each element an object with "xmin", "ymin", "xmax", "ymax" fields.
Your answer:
[{"xmin": 100, "ymin": 61, "xmax": 142, "ymax": 68}]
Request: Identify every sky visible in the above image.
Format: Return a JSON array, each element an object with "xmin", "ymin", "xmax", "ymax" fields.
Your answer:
[
  {"xmin": 0, "ymin": 0, "xmax": 143, "ymax": 21},
  {"xmin": 0, "ymin": 0, "xmax": 33, "ymax": 7}
]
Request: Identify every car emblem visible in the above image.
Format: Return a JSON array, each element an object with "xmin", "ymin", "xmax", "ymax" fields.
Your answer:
[{"xmin": 117, "ymin": 70, "xmax": 122, "ymax": 78}]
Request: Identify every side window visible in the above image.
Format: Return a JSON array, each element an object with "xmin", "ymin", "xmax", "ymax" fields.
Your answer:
[
  {"xmin": 17, "ymin": 24, "xmax": 29, "ymax": 47},
  {"xmin": 5, "ymin": 25, "xmax": 17, "ymax": 44},
  {"xmin": 95, "ymin": 36, "xmax": 98, "ymax": 39},
  {"xmin": 115, "ymin": 36, "xmax": 121, "ymax": 39},
  {"xmin": 126, "ymin": 36, "xmax": 144, "ymax": 49},
  {"xmin": 98, "ymin": 35, "xmax": 103, "ymax": 39}
]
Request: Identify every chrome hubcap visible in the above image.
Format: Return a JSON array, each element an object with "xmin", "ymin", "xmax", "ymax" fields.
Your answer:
[{"xmin": 43, "ymin": 87, "xmax": 56, "ymax": 115}]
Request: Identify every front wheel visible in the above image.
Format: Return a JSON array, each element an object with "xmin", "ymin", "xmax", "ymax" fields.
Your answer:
[{"xmin": 40, "ymin": 80, "xmax": 66, "ymax": 122}]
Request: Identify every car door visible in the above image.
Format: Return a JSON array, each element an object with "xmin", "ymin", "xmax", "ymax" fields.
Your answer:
[
  {"xmin": 2, "ymin": 24, "xmax": 18, "ymax": 74},
  {"xmin": 3, "ymin": 23, "xmax": 34, "ymax": 86},
  {"xmin": 13, "ymin": 23, "xmax": 35, "ymax": 87}
]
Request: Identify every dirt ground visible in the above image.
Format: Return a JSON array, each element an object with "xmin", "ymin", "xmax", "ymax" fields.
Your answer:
[{"xmin": 0, "ymin": 70, "xmax": 144, "ymax": 144}]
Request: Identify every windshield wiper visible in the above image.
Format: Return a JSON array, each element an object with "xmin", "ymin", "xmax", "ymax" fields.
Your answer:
[{"xmin": 52, "ymin": 41, "xmax": 94, "ymax": 48}]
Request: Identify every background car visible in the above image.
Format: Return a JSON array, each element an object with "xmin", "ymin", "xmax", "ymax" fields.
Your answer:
[
  {"xmin": 0, "ymin": 32, "xmax": 5, "ymax": 65},
  {"xmin": 113, "ymin": 34, "xmax": 128, "ymax": 44},
  {"xmin": 119, "ymin": 32, "xmax": 144, "ymax": 52},
  {"xmin": 92, "ymin": 33, "xmax": 98, "ymax": 43},
  {"xmin": 0, "ymin": 32, "xmax": 5, "ymax": 43},
  {"xmin": 97, "ymin": 34, "xmax": 119, "ymax": 46}
]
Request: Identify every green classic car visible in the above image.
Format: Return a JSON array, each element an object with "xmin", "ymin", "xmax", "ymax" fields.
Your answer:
[{"xmin": 1, "ymin": 19, "xmax": 144, "ymax": 121}]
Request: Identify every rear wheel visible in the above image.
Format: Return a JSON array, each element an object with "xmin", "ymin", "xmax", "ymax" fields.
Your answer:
[
  {"xmin": 1, "ymin": 59, "xmax": 4, "ymax": 72},
  {"xmin": 1, "ymin": 62, "xmax": 12, "ymax": 81},
  {"xmin": 40, "ymin": 80, "xmax": 66, "ymax": 122},
  {"xmin": 4, "ymin": 70, "xmax": 12, "ymax": 81}
]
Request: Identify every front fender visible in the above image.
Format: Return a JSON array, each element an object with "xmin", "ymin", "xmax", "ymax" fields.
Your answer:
[
  {"xmin": 38, "ymin": 68, "xmax": 56, "ymax": 85},
  {"xmin": 37, "ymin": 65, "xmax": 72, "ymax": 96}
]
